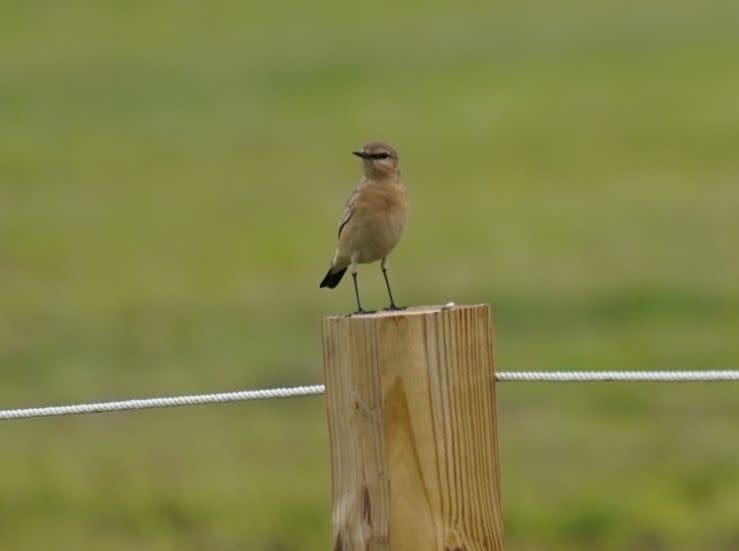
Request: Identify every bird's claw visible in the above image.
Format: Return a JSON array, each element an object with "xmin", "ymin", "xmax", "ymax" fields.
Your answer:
[{"xmin": 345, "ymin": 309, "xmax": 377, "ymax": 317}]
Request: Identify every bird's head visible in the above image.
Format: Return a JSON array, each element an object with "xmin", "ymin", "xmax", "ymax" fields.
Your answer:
[{"xmin": 353, "ymin": 141, "xmax": 400, "ymax": 179}]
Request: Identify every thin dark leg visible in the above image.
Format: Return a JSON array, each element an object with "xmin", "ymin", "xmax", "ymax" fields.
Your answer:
[
  {"xmin": 351, "ymin": 272, "xmax": 374, "ymax": 314},
  {"xmin": 381, "ymin": 266, "xmax": 405, "ymax": 311}
]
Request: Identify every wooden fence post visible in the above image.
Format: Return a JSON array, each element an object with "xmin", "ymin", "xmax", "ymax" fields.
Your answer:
[{"xmin": 321, "ymin": 304, "xmax": 503, "ymax": 550}]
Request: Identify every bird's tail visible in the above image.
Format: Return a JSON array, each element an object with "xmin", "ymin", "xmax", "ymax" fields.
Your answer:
[{"xmin": 319, "ymin": 265, "xmax": 347, "ymax": 289}]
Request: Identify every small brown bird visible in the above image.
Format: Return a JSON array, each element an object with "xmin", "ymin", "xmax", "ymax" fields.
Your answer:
[{"xmin": 320, "ymin": 141, "xmax": 409, "ymax": 314}]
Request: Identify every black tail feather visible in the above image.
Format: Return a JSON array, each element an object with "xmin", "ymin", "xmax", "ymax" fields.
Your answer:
[{"xmin": 320, "ymin": 266, "xmax": 347, "ymax": 289}]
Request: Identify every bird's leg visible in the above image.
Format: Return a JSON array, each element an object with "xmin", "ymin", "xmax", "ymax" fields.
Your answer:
[
  {"xmin": 350, "ymin": 258, "xmax": 375, "ymax": 315},
  {"xmin": 381, "ymin": 257, "xmax": 405, "ymax": 311}
]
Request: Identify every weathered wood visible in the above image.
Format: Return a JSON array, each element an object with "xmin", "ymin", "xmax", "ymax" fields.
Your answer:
[{"xmin": 321, "ymin": 304, "xmax": 503, "ymax": 550}]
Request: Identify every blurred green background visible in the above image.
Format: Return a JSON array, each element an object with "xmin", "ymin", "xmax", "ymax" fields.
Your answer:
[{"xmin": 2, "ymin": 0, "xmax": 739, "ymax": 549}]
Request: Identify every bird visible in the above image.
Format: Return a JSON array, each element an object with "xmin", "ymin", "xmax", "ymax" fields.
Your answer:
[{"xmin": 319, "ymin": 141, "xmax": 409, "ymax": 314}]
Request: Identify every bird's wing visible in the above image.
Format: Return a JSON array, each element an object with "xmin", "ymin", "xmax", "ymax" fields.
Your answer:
[{"xmin": 337, "ymin": 188, "xmax": 359, "ymax": 238}]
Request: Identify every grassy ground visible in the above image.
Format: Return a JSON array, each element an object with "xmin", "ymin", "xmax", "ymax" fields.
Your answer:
[{"xmin": 2, "ymin": 1, "xmax": 739, "ymax": 549}]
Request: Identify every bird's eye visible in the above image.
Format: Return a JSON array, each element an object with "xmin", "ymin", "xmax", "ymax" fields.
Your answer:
[{"xmin": 374, "ymin": 153, "xmax": 390, "ymax": 159}]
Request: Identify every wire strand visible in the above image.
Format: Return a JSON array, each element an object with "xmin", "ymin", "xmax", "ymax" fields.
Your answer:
[
  {"xmin": 1, "ymin": 371, "xmax": 737, "ymax": 421},
  {"xmin": 495, "ymin": 370, "xmax": 739, "ymax": 382},
  {"xmin": 0, "ymin": 385, "xmax": 325, "ymax": 421}
]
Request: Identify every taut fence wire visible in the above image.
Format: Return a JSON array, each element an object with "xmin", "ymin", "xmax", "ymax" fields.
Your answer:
[{"xmin": 1, "ymin": 370, "xmax": 738, "ymax": 422}]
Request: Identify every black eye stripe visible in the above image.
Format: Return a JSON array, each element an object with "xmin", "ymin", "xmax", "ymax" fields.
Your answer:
[{"xmin": 368, "ymin": 153, "xmax": 391, "ymax": 159}]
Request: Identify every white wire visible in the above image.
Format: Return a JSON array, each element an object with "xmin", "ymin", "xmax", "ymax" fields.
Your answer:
[
  {"xmin": 0, "ymin": 385, "xmax": 325, "ymax": 421},
  {"xmin": 496, "ymin": 370, "xmax": 739, "ymax": 382},
  {"xmin": 1, "ymin": 371, "xmax": 737, "ymax": 421}
]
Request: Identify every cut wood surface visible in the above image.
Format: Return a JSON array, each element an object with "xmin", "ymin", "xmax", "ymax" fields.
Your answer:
[{"xmin": 322, "ymin": 304, "xmax": 503, "ymax": 550}]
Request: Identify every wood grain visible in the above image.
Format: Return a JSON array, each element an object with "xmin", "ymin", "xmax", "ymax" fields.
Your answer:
[{"xmin": 322, "ymin": 304, "xmax": 503, "ymax": 550}]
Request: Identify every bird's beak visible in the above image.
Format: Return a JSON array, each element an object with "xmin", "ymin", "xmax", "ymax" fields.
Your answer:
[{"xmin": 352, "ymin": 150, "xmax": 368, "ymax": 159}]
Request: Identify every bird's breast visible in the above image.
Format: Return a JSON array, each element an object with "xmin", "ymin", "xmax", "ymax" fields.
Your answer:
[{"xmin": 340, "ymin": 183, "xmax": 408, "ymax": 263}]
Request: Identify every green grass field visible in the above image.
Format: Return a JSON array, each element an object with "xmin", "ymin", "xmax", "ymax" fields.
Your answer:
[{"xmin": 2, "ymin": 1, "xmax": 739, "ymax": 549}]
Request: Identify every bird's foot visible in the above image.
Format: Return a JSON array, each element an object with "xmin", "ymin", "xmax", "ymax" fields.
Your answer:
[
  {"xmin": 384, "ymin": 304, "xmax": 407, "ymax": 312},
  {"xmin": 345, "ymin": 309, "xmax": 377, "ymax": 317}
]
